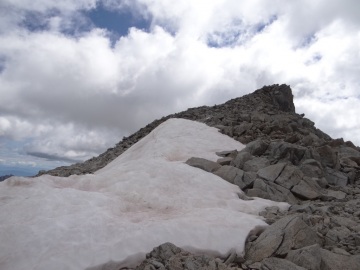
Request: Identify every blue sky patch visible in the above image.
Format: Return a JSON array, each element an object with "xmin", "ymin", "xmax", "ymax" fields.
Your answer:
[
  {"xmin": 299, "ymin": 34, "xmax": 317, "ymax": 48},
  {"xmin": 207, "ymin": 16, "xmax": 278, "ymax": 48},
  {"xmin": 87, "ymin": 4, "xmax": 151, "ymax": 38},
  {"xmin": 21, "ymin": 9, "xmax": 61, "ymax": 32},
  {"xmin": 255, "ymin": 15, "xmax": 278, "ymax": 33}
]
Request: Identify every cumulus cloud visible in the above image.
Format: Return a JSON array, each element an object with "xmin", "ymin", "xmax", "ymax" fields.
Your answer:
[{"xmin": 0, "ymin": 0, "xmax": 359, "ymax": 170}]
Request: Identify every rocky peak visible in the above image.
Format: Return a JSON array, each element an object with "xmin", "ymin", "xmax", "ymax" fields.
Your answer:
[
  {"xmin": 37, "ymin": 84, "xmax": 357, "ymax": 177},
  {"xmin": 269, "ymin": 84, "xmax": 296, "ymax": 112}
]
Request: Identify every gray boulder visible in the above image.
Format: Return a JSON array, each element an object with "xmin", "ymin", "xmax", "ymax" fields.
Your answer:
[
  {"xmin": 340, "ymin": 157, "xmax": 358, "ymax": 168},
  {"xmin": 338, "ymin": 145, "xmax": 360, "ymax": 159},
  {"xmin": 214, "ymin": 166, "xmax": 244, "ymax": 186},
  {"xmin": 257, "ymin": 163, "xmax": 286, "ymax": 182},
  {"xmin": 268, "ymin": 141, "xmax": 307, "ymax": 165},
  {"xmin": 321, "ymin": 189, "xmax": 346, "ymax": 200},
  {"xmin": 216, "ymin": 157, "xmax": 233, "ymax": 165},
  {"xmin": 274, "ymin": 165, "xmax": 303, "ymax": 190},
  {"xmin": 286, "ymin": 244, "xmax": 322, "ymax": 270},
  {"xmin": 233, "ymin": 122, "xmax": 253, "ymax": 136},
  {"xmin": 245, "ymin": 215, "xmax": 321, "ymax": 263},
  {"xmin": 300, "ymin": 159, "xmax": 324, "ymax": 178},
  {"xmin": 243, "ymin": 171, "xmax": 257, "ymax": 189},
  {"xmin": 316, "ymin": 145, "xmax": 339, "ymax": 169},
  {"xmin": 185, "ymin": 157, "xmax": 221, "ymax": 173},
  {"xmin": 243, "ymin": 157, "xmax": 270, "ymax": 172},
  {"xmin": 320, "ymin": 248, "xmax": 360, "ymax": 270},
  {"xmin": 331, "ymin": 216, "xmax": 358, "ymax": 231},
  {"xmin": 249, "ymin": 178, "xmax": 298, "ymax": 204},
  {"xmin": 291, "ymin": 180, "xmax": 320, "ymax": 200},
  {"xmin": 231, "ymin": 151, "xmax": 253, "ymax": 169},
  {"xmin": 244, "ymin": 139, "xmax": 269, "ymax": 156},
  {"xmin": 251, "ymin": 112, "xmax": 270, "ymax": 123},
  {"xmin": 325, "ymin": 167, "xmax": 348, "ymax": 187},
  {"xmin": 260, "ymin": 257, "xmax": 306, "ymax": 270}
]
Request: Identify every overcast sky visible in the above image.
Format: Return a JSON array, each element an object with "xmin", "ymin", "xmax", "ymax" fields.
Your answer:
[{"xmin": 0, "ymin": 0, "xmax": 359, "ymax": 176}]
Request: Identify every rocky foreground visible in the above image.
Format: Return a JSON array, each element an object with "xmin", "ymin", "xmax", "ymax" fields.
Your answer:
[{"xmin": 42, "ymin": 85, "xmax": 360, "ymax": 269}]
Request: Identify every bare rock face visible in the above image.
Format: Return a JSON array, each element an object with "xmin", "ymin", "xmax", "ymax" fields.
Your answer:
[{"xmin": 269, "ymin": 84, "xmax": 296, "ymax": 113}]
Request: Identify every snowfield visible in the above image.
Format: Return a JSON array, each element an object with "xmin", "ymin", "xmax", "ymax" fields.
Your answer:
[{"xmin": 0, "ymin": 119, "xmax": 289, "ymax": 270}]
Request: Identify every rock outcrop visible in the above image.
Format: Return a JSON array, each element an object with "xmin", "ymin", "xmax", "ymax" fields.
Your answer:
[
  {"xmin": 37, "ymin": 84, "xmax": 360, "ymax": 269},
  {"xmin": 134, "ymin": 243, "xmax": 235, "ymax": 270}
]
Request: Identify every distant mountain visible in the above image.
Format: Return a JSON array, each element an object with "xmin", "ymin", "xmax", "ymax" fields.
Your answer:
[{"xmin": 0, "ymin": 174, "xmax": 13, "ymax": 181}]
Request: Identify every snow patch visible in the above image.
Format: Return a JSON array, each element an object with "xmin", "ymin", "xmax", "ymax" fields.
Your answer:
[{"xmin": 0, "ymin": 119, "xmax": 289, "ymax": 270}]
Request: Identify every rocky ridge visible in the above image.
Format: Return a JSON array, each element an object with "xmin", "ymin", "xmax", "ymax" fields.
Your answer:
[
  {"xmin": 38, "ymin": 84, "xmax": 343, "ymax": 177},
  {"xmin": 40, "ymin": 84, "xmax": 360, "ymax": 269}
]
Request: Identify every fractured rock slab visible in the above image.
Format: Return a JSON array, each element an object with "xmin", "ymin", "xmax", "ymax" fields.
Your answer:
[{"xmin": 245, "ymin": 215, "xmax": 321, "ymax": 263}]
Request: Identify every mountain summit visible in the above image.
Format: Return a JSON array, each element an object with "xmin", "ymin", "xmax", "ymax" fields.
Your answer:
[
  {"xmin": 2, "ymin": 84, "xmax": 360, "ymax": 270},
  {"xmin": 39, "ymin": 84, "xmax": 346, "ymax": 177}
]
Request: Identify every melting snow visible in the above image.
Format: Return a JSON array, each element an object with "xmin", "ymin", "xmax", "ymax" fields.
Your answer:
[{"xmin": 0, "ymin": 119, "xmax": 289, "ymax": 270}]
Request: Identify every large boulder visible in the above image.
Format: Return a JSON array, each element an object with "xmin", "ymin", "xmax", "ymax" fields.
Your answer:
[
  {"xmin": 244, "ymin": 139, "xmax": 269, "ymax": 156},
  {"xmin": 300, "ymin": 159, "xmax": 324, "ymax": 178},
  {"xmin": 245, "ymin": 215, "xmax": 321, "ymax": 263},
  {"xmin": 214, "ymin": 166, "xmax": 244, "ymax": 186},
  {"xmin": 337, "ymin": 146, "xmax": 360, "ymax": 159},
  {"xmin": 274, "ymin": 165, "xmax": 303, "ymax": 190},
  {"xmin": 257, "ymin": 163, "xmax": 286, "ymax": 182},
  {"xmin": 248, "ymin": 178, "xmax": 298, "ymax": 204},
  {"xmin": 243, "ymin": 157, "xmax": 270, "ymax": 172},
  {"xmin": 286, "ymin": 244, "xmax": 322, "ymax": 270},
  {"xmin": 216, "ymin": 157, "xmax": 233, "ymax": 165},
  {"xmin": 231, "ymin": 152, "xmax": 253, "ymax": 169},
  {"xmin": 320, "ymin": 248, "xmax": 360, "ymax": 270},
  {"xmin": 325, "ymin": 167, "xmax": 348, "ymax": 187},
  {"xmin": 291, "ymin": 180, "xmax": 320, "ymax": 200}
]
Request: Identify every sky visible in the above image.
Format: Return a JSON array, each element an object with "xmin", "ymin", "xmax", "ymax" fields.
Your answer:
[{"xmin": 0, "ymin": 0, "xmax": 359, "ymax": 176}]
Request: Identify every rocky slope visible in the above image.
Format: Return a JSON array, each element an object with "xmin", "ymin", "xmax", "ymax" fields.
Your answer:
[
  {"xmin": 39, "ymin": 84, "xmax": 356, "ymax": 177},
  {"xmin": 40, "ymin": 84, "xmax": 360, "ymax": 269}
]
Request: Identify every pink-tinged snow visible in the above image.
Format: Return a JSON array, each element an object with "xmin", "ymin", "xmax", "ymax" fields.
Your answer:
[{"xmin": 0, "ymin": 119, "xmax": 289, "ymax": 270}]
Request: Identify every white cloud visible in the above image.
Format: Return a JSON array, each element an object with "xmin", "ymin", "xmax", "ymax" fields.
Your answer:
[
  {"xmin": 1, "ymin": 0, "xmax": 97, "ymax": 12},
  {"xmin": 0, "ymin": 0, "xmax": 360, "ymax": 166},
  {"xmin": 16, "ymin": 161, "xmax": 37, "ymax": 167}
]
